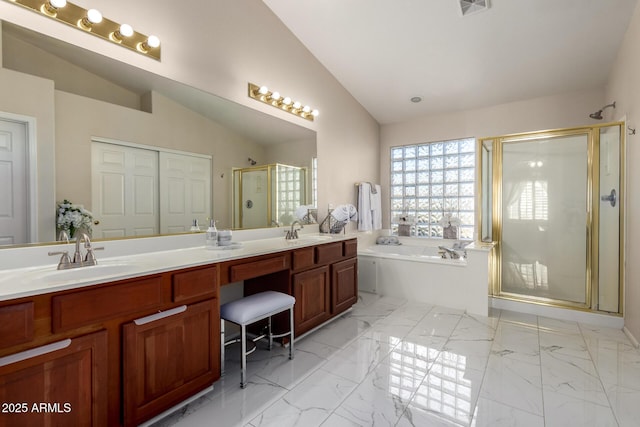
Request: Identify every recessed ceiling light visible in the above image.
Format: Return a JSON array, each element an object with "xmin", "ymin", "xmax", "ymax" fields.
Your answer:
[{"xmin": 410, "ymin": 96, "xmax": 422, "ymax": 103}]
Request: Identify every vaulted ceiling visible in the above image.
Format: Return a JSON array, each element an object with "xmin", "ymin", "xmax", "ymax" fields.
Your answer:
[{"xmin": 264, "ymin": 0, "xmax": 638, "ymax": 124}]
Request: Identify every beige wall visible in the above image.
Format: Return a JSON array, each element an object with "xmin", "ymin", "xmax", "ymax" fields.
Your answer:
[
  {"xmin": 55, "ymin": 90, "xmax": 266, "ymax": 229},
  {"xmin": 380, "ymin": 88, "xmax": 605, "ymax": 230},
  {"xmin": 0, "ymin": 68, "xmax": 56, "ymax": 242},
  {"xmin": 607, "ymin": 1, "xmax": 640, "ymax": 341}
]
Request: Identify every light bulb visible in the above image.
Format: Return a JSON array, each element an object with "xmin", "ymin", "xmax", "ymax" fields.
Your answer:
[
  {"xmin": 283, "ymin": 97, "xmax": 292, "ymax": 105},
  {"xmin": 146, "ymin": 35, "xmax": 160, "ymax": 48},
  {"xmin": 292, "ymin": 101, "xmax": 302, "ymax": 110},
  {"xmin": 87, "ymin": 9, "xmax": 102, "ymax": 24},
  {"xmin": 271, "ymin": 91, "xmax": 281, "ymax": 101},
  {"xmin": 119, "ymin": 24, "xmax": 134, "ymax": 37},
  {"xmin": 312, "ymin": 109, "xmax": 319, "ymax": 117},
  {"xmin": 42, "ymin": 0, "xmax": 66, "ymax": 16},
  {"xmin": 302, "ymin": 105, "xmax": 311, "ymax": 113},
  {"xmin": 258, "ymin": 86, "xmax": 269, "ymax": 95}
]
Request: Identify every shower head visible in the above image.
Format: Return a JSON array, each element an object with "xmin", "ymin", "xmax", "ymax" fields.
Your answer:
[{"xmin": 589, "ymin": 102, "xmax": 616, "ymax": 120}]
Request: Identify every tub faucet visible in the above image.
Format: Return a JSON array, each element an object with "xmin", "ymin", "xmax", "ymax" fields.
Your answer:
[
  {"xmin": 286, "ymin": 221, "xmax": 303, "ymax": 240},
  {"xmin": 438, "ymin": 245, "xmax": 465, "ymax": 260}
]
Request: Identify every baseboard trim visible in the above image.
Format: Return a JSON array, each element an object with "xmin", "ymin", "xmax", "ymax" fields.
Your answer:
[
  {"xmin": 490, "ymin": 297, "xmax": 624, "ymax": 329},
  {"xmin": 623, "ymin": 326, "xmax": 640, "ymax": 348}
]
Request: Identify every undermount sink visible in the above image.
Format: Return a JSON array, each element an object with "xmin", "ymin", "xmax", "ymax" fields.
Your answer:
[
  {"xmin": 27, "ymin": 262, "xmax": 144, "ymax": 285},
  {"xmin": 288, "ymin": 235, "xmax": 333, "ymax": 243}
]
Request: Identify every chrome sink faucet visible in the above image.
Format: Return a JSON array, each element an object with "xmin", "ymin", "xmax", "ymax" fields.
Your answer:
[
  {"xmin": 48, "ymin": 232, "xmax": 104, "ymax": 270},
  {"xmin": 285, "ymin": 221, "xmax": 303, "ymax": 240}
]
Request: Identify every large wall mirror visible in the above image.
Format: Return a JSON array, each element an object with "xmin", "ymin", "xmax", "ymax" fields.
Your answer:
[{"xmin": 0, "ymin": 21, "xmax": 317, "ymax": 248}]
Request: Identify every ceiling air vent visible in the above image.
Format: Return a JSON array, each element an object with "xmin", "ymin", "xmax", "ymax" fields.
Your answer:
[{"xmin": 459, "ymin": 0, "xmax": 490, "ymax": 16}]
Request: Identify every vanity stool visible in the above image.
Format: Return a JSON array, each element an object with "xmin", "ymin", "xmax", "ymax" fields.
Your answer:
[{"xmin": 220, "ymin": 291, "xmax": 295, "ymax": 388}]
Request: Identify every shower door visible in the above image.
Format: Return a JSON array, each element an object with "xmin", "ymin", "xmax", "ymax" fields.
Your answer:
[
  {"xmin": 498, "ymin": 131, "xmax": 591, "ymax": 306},
  {"xmin": 491, "ymin": 124, "xmax": 624, "ymax": 312}
]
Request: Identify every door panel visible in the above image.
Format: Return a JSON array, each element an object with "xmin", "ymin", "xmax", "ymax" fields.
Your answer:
[
  {"xmin": 0, "ymin": 119, "xmax": 28, "ymax": 245},
  {"xmin": 500, "ymin": 134, "xmax": 588, "ymax": 305},
  {"xmin": 598, "ymin": 126, "xmax": 621, "ymax": 312},
  {"xmin": 159, "ymin": 152, "xmax": 211, "ymax": 234},
  {"xmin": 92, "ymin": 142, "xmax": 159, "ymax": 238}
]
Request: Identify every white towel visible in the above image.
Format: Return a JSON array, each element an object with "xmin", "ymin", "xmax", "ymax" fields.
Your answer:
[
  {"xmin": 295, "ymin": 204, "xmax": 315, "ymax": 221},
  {"xmin": 331, "ymin": 204, "xmax": 357, "ymax": 222},
  {"xmin": 358, "ymin": 183, "xmax": 373, "ymax": 231},
  {"xmin": 371, "ymin": 184, "xmax": 382, "ymax": 230}
]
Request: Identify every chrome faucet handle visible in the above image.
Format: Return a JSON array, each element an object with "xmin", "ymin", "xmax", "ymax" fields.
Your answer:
[
  {"xmin": 84, "ymin": 246, "xmax": 104, "ymax": 264},
  {"xmin": 48, "ymin": 251, "xmax": 72, "ymax": 270}
]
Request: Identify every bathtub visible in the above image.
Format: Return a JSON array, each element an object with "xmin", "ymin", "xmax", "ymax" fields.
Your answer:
[
  {"xmin": 358, "ymin": 240, "xmax": 493, "ymax": 316},
  {"xmin": 359, "ymin": 244, "xmax": 467, "ymax": 263}
]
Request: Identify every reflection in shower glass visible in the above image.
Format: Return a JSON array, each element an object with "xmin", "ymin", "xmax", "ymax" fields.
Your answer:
[{"xmin": 501, "ymin": 135, "xmax": 588, "ymax": 304}]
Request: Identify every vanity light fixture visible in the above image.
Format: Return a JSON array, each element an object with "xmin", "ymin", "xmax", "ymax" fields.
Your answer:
[
  {"xmin": 5, "ymin": 0, "xmax": 161, "ymax": 60},
  {"xmin": 248, "ymin": 83, "xmax": 319, "ymax": 122}
]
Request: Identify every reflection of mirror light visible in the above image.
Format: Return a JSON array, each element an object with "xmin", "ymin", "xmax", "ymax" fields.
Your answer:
[
  {"xmin": 248, "ymin": 83, "xmax": 319, "ymax": 122},
  {"xmin": 10, "ymin": 0, "xmax": 161, "ymax": 60}
]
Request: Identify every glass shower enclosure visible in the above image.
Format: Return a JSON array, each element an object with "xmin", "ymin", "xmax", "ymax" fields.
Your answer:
[
  {"xmin": 479, "ymin": 123, "xmax": 624, "ymax": 313},
  {"xmin": 232, "ymin": 163, "xmax": 308, "ymax": 229}
]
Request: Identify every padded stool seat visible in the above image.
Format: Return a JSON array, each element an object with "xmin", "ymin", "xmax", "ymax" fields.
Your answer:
[{"xmin": 220, "ymin": 291, "xmax": 295, "ymax": 388}]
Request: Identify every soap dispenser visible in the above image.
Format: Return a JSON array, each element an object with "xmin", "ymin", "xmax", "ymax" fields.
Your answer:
[{"xmin": 205, "ymin": 219, "xmax": 218, "ymax": 249}]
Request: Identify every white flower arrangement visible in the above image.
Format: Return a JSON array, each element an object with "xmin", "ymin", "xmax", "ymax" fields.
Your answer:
[{"xmin": 57, "ymin": 199, "xmax": 93, "ymax": 238}]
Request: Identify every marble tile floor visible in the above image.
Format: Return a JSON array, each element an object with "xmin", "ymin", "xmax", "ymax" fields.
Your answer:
[{"xmin": 152, "ymin": 293, "xmax": 640, "ymax": 427}]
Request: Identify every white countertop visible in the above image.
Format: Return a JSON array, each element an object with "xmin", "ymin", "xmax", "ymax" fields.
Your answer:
[{"xmin": 0, "ymin": 233, "xmax": 355, "ymax": 301}]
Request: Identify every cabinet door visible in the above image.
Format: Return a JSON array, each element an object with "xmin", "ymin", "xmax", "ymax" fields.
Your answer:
[
  {"xmin": 122, "ymin": 299, "xmax": 219, "ymax": 427},
  {"xmin": 292, "ymin": 266, "xmax": 330, "ymax": 336},
  {"xmin": 332, "ymin": 258, "xmax": 358, "ymax": 315},
  {"xmin": 0, "ymin": 330, "xmax": 108, "ymax": 427}
]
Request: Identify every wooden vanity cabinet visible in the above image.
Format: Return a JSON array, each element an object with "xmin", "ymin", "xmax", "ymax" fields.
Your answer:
[
  {"xmin": 0, "ymin": 238, "xmax": 356, "ymax": 426},
  {"xmin": 0, "ymin": 264, "xmax": 219, "ymax": 427},
  {"xmin": 288, "ymin": 238, "xmax": 358, "ymax": 336},
  {"xmin": 0, "ymin": 330, "xmax": 108, "ymax": 427}
]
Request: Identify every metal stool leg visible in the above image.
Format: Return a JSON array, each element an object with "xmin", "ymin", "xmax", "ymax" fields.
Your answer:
[
  {"xmin": 220, "ymin": 319, "xmax": 225, "ymax": 375},
  {"xmin": 289, "ymin": 306, "xmax": 294, "ymax": 360},
  {"xmin": 240, "ymin": 323, "xmax": 247, "ymax": 388},
  {"xmin": 268, "ymin": 316, "xmax": 273, "ymax": 350}
]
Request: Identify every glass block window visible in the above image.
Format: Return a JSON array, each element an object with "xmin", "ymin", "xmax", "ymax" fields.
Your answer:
[
  {"xmin": 390, "ymin": 138, "xmax": 475, "ymax": 239},
  {"xmin": 275, "ymin": 165, "xmax": 304, "ymax": 223}
]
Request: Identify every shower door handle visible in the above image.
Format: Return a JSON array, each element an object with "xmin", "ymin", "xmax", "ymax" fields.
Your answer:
[{"xmin": 601, "ymin": 189, "xmax": 617, "ymax": 207}]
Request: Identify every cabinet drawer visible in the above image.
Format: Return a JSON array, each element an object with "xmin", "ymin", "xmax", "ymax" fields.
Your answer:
[
  {"xmin": 292, "ymin": 247, "xmax": 315, "ymax": 271},
  {"xmin": 229, "ymin": 254, "xmax": 289, "ymax": 282},
  {"xmin": 52, "ymin": 276, "xmax": 164, "ymax": 332},
  {"xmin": 344, "ymin": 239, "xmax": 358, "ymax": 258},
  {"xmin": 0, "ymin": 302, "xmax": 34, "ymax": 349},
  {"xmin": 173, "ymin": 266, "xmax": 218, "ymax": 302},
  {"xmin": 315, "ymin": 242, "xmax": 343, "ymax": 264}
]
